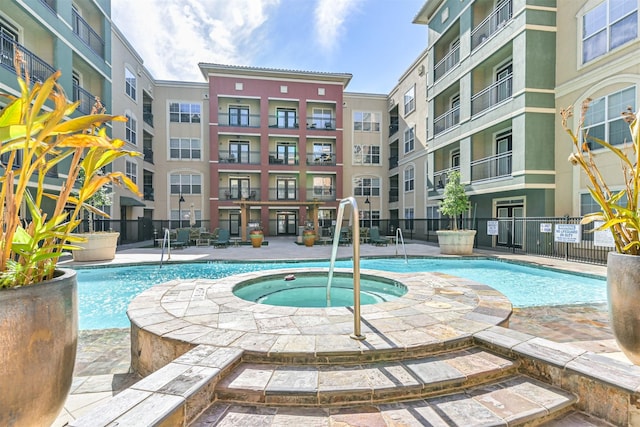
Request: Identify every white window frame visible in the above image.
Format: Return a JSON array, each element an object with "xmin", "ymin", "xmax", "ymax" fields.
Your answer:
[
  {"xmin": 404, "ymin": 166, "xmax": 415, "ymax": 192},
  {"xmin": 169, "ymin": 138, "xmax": 201, "ymax": 160},
  {"xmin": 170, "ymin": 173, "xmax": 202, "ymax": 195},
  {"xmin": 125, "ymin": 114, "xmax": 137, "ymax": 144},
  {"xmin": 125, "ymin": 159, "xmax": 137, "ymax": 184},
  {"xmin": 169, "ymin": 102, "xmax": 202, "ymax": 123},
  {"xmin": 404, "ymin": 86, "xmax": 415, "ymax": 115},
  {"xmin": 581, "ymin": 0, "xmax": 638, "ymax": 64},
  {"xmin": 353, "ymin": 176, "xmax": 381, "ymax": 197},
  {"xmin": 353, "ymin": 111, "xmax": 381, "ymax": 132},
  {"xmin": 583, "ymin": 86, "xmax": 636, "ymax": 149},
  {"xmin": 125, "ymin": 67, "xmax": 137, "ymax": 101},
  {"xmin": 404, "ymin": 127, "xmax": 415, "ymax": 153}
]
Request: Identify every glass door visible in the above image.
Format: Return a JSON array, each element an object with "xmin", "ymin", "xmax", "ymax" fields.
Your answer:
[{"xmin": 276, "ymin": 212, "xmax": 297, "ymax": 235}]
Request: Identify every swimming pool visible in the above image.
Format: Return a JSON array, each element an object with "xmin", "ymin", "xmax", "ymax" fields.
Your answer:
[{"xmin": 76, "ymin": 258, "xmax": 606, "ymax": 330}]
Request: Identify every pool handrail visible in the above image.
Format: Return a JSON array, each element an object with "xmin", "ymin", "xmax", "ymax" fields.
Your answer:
[
  {"xmin": 395, "ymin": 228, "xmax": 408, "ymax": 263},
  {"xmin": 327, "ymin": 196, "xmax": 365, "ymax": 340}
]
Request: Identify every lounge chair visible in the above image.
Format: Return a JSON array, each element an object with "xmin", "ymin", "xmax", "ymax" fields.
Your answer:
[
  {"xmin": 369, "ymin": 227, "xmax": 389, "ymax": 246},
  {"xmin": 173, "ymin": 229, "xmax": 190, "ymax": 248},
  {"xmin": 212, "ymin": 229, "xmax": 230, "ymax": 248},
  {"xmin": 338, "ymin": 229, "xmax": 351, "ymax": 246}
]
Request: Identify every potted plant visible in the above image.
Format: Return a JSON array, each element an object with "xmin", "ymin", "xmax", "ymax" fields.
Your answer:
[
  {"xmin": 0, "ymin": 57, "xmax": 140, "ymax": 425},
  {"xmin": 562, "ymin": 101, "xmax": 640, "ymax": 363},
  {"xmin": 436, "ymin": 170, "xmax": 476, "ymax": 255},
  {"xmin": 303, "ymin": 224, "xmax": 316, "ymax": 247},
  {"xmin": 249, "ymin": 225, "xmax": 263, "ymax": 248}
]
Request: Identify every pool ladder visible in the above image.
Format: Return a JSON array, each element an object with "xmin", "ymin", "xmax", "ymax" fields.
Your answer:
[
  {"xmin": 159, "ymin": 228, "xmax": 172, "ymax": 268},
  {"xmin": 395, "ymin": 228, "xmax": 408, "ymax": 263},
  {"xmin": 326, "ymin": 196, "xmax": 365, "ymax": 341}
]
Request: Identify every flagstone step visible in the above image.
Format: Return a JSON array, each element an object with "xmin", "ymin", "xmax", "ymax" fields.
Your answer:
[
  {"xmin": 194, "ymin": 375, "xmax": 577, "ymax": 426},
  {"xmin": 215, "ymin": 346, "xmax": 518, "ymax": 406}
]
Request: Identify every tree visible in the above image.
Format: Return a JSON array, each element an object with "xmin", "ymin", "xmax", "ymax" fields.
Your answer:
[{"xmin": 439, "ymin": 170, "xmax": 469, "ymax": 231}]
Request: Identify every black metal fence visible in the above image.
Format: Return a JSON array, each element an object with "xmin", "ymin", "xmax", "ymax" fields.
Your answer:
[{"xmin": 96, "ymin": 216, "xmax": 610, "ymax": 265}]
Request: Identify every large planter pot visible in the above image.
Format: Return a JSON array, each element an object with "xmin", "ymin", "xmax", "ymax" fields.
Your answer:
[
  {"xmin": 72, "ymin": 231, "xmax": 120, "ymax": 262},
  {"xmin": 249, "ymin": 231, "xmax": 263, "ymax": 248},
  {"xmin": 436, "ymin": 230, "xmax": 477, "ymax": 255},
  {"xmin": 303, "ymin": 230, "xmax": 315, "ymax": 247},
  {"xmin": 0, "ymin": 269, "xmax": 78, "ymax": 426},
  {"xmin": 607, "ymin": 252, "xmax": 640, "ymax": 364}
]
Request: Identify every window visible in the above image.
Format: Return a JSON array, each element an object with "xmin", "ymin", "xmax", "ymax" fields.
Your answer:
[
  {"xmin": 404, "ymin": 86, "xmax": 415, "ymax": 115},
  {"xmin": 169, "ymin": 102, "xmax": 201, "ymax": 123},
  {"xmin": 313, "ymin": 176, "xmax": 334, "ymax": 197},
  {"xmin": 277, "ymin": 108, "xmax": 297, "ymax": 128},
  {"xmin": 404, "ymin": 167, "xmax": 415, "ymax": 192},
  {"xmin": 276, "ymin": 143, "xmax": 297, "ymax": 165},
  {"xmin": 354, "ymin": 177, "xmax": 380, "ymax": 197},
  {"xmin": 125, "ymin": 114, "xmax": 137, "ymax": 144},
  {"xmin": 0, "ymin": 21, "xmax": 18, "ymax": 70},
  {"xmin": 228, "ymin": 178, "xmax": 250, "ymax": 199},
  {"xmin": 125, "ymin": 68, "xmax": 136, "ymax": 101},
  {"xmin": 125, "ymin": 159, "xmax": 137, "ymax": 184},
  {"xmin": 582, "ymin": 0, "xmax": 638, "ymax": 64},
  {"xmin": 170, "ymin": 174, "xmax": 201, "ymax": 194},
  {"xmin": 404, "ymin": 127, "xmax": 415, "ymax": 153},
  {"xmin": 169, "ymin": 138, "xmax": 201, "ymax": 160},
  {"xmin": 229, "ymin": 141, "xmax": 250, "ymax": 163},
  {"xmin": 353, "ymin": 111, "xmax": 381, "ymax": 132},
  {"xmin": 583, "ymin": 86, "xmax": 636, "ymax": 149},
  {"xmin": 427, "ymin": 206, "xmax": 441, "ymax": 231},
  {"xmin": 229, "ymin": 106, "xmax": 249, "ymax": 126},
  {"xmin": 404, "ymin": 208, "xmax": 414, "ymax": 230},
  {"xmin": 312, "ymin": 142, "xmax": 333, "ymax": 164},
  {"xmin": 353, "ymin": 144, "xmax": 381, "ymax": 165},
  {"xmin": 276, "ymin": 177, "xmax": 296, "ymax": 200},
  {"xmin": 312, "ymin": 108, "xmax": 333, "ymax": 129},
  {"xmin": 171, "ymin": 209, "xmax": 201, "ymax": 223}
]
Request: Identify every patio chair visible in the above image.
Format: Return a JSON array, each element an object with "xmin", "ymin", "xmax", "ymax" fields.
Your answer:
[
  {"xmin": 211, "ymin": 229, "xmax": 230, "ymax": 248},
  {"xmin": 369, "ymin": 227, "xmax": 389, "ymax": 246},
  {"xmin": 173, "ymin": 229, "xmax": 190, "ymax": 248}
]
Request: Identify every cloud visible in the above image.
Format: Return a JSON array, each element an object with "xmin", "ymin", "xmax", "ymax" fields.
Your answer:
[
  {"xmin": 313, "ymin": 0, "xmax": 363, "ymax": 54},
  {"xmin": 112, "ymin": 0, "xmax": 280, "ymax": 81}
]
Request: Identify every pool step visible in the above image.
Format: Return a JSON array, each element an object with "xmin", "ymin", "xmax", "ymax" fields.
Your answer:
[
  {"xmin": 214, "ymin": 346, "xmax": 518, "ymax": 406},
  {"xmin": 194, "ymin": 375, "xmax": 577, "ymax": 426}
]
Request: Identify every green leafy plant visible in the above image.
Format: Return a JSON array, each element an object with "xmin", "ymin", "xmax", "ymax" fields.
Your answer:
[
  {"xmin": 0, "ymin": 55, "xmax": 141, "ymax": 287},
  {"xmin": 439, "ymin": 170, "xmax": 470, "ymax": 231},
  {"xmin": 561, "ymin": 101, "xmax": 639, "ymax": 255}
]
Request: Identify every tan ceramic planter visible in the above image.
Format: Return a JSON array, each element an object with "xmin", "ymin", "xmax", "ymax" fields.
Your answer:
[
  {"xmin": 607, "ymin": 252, "xmax": 640, "ymax": 365},
  {"xmin": 0, "ymin": 269, "xmax": 77, "ymax": 426},
  {"xmin": 436, "ymin": 230, "xmax": 477, "ymax": 255},
  {"xmin": 72, "ymin": 232, "xmax": 120, "ymax": 262}
]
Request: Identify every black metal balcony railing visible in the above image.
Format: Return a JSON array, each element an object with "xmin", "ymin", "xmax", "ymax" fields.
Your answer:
[
  {"xmin": 434, "ymin": 44, "xmax": 460, "ymax": 82},
  {"xmin": 72, "ymin": 82, "xmax": 97, "ymax": 115},
  {"xmin": 143, "ymin": 147, "xmax": 154, "ymax": 163},
  {"xmin": 389, "ymin": 187, "xmax": 399, "ymax": 203},
  {"xmin": 268, "ymin": 115, "xmax": 300, "ymax": 129},
  {"xmin": 268, "ymin": 187, "xmax": 299, "ymax": 201},
  {"xmin": 218, "ymin": 112, "xmax": 261, "ymax": 127},
  {"xmin": 306, "ymin": 187, "xmax": 336, "ymax": 201},
  {"xmin": 0, "ymin": 33, "xmax": 56, "ymax": 84},
  {"xmin": 218, "ymin": 150, "xmax": 261, "ymax": 165},
  {"xmin": 433, "ymin": 106, "xmax": 460, "ymax": 135},
  {"xmin": 305, "ymin": 116, "xmax": 335, "ymax": 130},
  {"xmin": 268, "ymin": 152, "xmax": 299, "ymax": 165},
  {"xmin": 72, "ymin": 9, "xmax": 105, "ymax": 58},
  {"xmin": 220, "ymin": 187, "xmax": 260, "ymax": 201},
  {"xmin": 471, "ymin": 74, "xmax": 513, "ymax": 116},
  {"xmin": 143, "ymin": 112, "xmax": 153, "ymax": 127},
  {"xmin": 143, "ymin": 187, "xmax": 154, "ymax": 201},
  {"xmin": 471, "ymin": 0, "xmax": 513, "ymax": 50},
  {"xmin": 389, "ymin": 156, "xmax": 398, "ymax": 170},
  {"xmin": 305, "ymin": 152, "xmax": 336, "ymax": 166},
  {"xmin": 471, "ymin": 151, "xmax": 512, "ymax": 182},
  {"xmin": 389, "ymin": 122, "xmax": 399, "ymax": 137}
]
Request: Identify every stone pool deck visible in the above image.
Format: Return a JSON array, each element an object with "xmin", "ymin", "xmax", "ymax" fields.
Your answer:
[{"xmin": 53, "ymin": 238, "xmax": 629, "ymax": 426}]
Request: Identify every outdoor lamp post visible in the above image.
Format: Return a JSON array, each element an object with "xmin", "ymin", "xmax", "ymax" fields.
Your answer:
[
  {"xmin": 364, "ymin": 197, "xmax": 371, "ymax": 228},
  {"xmin": 178, "ymin": 193, "xmax": 185, "ymax": 228}
]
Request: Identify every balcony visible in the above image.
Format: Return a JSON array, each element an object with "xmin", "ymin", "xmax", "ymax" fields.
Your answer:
[
  {"xmin": 143, "ymin": 187, "xmax": 154, "ymax": 201},
  {"xmin": 143, "ymin": 147, "xmax": 154, "ymax": 164},
  {"xmin": 268, "ymin": 152, "xmax": 298, "ymax": 166},
  {"xmin": 433, "ymin": 166, "xmax": 460, "ymax": 190},
  {"xmin": 0, "ymin": 34, "xmax": 56, "ymax": 84},
  {"xmin": 471, "ymin": 151, "xmax": 512, "ymax": 182},
  {"xmin": 305, "ymin": 117, "xmax": 335, "ymax": 130},
  {"xmin": 389, "ymin": 187, "xmax": 399, "ymax": 203},
  {"xmin": 433, "ymin": 106, "xmax": 460, "ymax": 135},
  {"xmin": 471, "ymin": 74, "xmax": 512, "ymax": 116},
  {"xmin": 143, "ymin": 112, "xmax": 153, "ymax": 127},
  {"xmin": 306, "ymin": 187, "xmax": 336, "ymax": 201},
  {"xmin": 219, "ymin": 150, "xmax": 261, "ymax": 165},
  {"xmin": 268, "ymin": 187, "xmax": 298, "ymax": 201},
  {"xmin": 389, "ymin": 156, "xmax": 398, "ymax": 170},
  {"xmin": 471, "ymin": 0, "xmax": 513, "ymax": 50},
  {"xmin": 306, "ymin": 152, "xmax": 336, "ymax": 166},
  {"xmin": 72, "ymin": 9, "xmax": 105, "ymax": 58},
  {"xmin": 72, "ymin": 83, "xmax": 97, "ymax": 115},
  {"xmin": 218, "ymin": 112, "xmax": 260, "ymax": 128},
  {"xmin": 220, "ymin": 187, "xmax": 259, "ymax": 201},
  {"xmin": 434, "ymin": 44, "xmax": 460, "ymax": 82}
]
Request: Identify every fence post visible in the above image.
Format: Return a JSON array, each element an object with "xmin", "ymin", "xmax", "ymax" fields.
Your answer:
[
  {"xmin": 511, "ymin": 216, "xmax": 516, "ymax": 253},
  {"xmin": 564, "ymin": 215, "xmax": 569, "ymax": 261}
]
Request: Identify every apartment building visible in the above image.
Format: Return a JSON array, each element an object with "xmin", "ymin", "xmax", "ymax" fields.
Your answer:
[
  {"xmin": 414, "ymin": 0, "xmax": 558, "ymax": 249},
  {"xmin": 554, "ymin": 0, "xmax": 640, "ymax": 219},
  {"xmin": 0, "ymin": 0, "xmax": 112, "ymax": 215},
  {"xmin": 199, "ymin": 63, "xmax": 351, "ymax": 239}
]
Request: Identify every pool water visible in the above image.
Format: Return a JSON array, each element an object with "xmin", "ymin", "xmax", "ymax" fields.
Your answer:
[
  {"xmin": 233, "ymin": 273, "xmax": 407, "ymax": 307},
  {"xmin": 76, "ymin": 258, "xmax": 606, "ymax": 330}
]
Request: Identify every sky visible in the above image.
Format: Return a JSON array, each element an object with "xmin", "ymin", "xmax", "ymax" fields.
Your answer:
[{"xmin": 111, "ymin": 0, "xmax": 428, "ymax": 94}]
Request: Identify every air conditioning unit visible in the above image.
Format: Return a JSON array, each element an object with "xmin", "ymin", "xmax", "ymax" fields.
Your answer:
[{"xmin": 418, "ymin": 64, "xmax": 425, "ymax": 76}]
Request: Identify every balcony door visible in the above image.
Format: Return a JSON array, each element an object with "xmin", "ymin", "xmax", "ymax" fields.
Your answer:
[
  {"xmin": 495, "ymin": 130, "xmax": 512, "ymax": 177},
  {"xmin": 277, "ymin": 178, "xmax": 296, "ymax": 200},
  {"xmin": 229, "ymin": 106, "xmax": 249, "ymax": 126},
  {"xmin": 229, "ymin": 178, "xmax": 250, "ymax": 200},
  {"xmin": 276, "ymin": 211, "xmax": 298, "ymax": 235},
  {"xmin": 277, "ymin": 143, "xmax": 296, "ymax": 165},
  {"xmin": 229, "ymin": 141, "xmax": 250, "ymax": 163},
  {"xmin": 277, "ymin": 108, "xmax": 297, "ymax": 128},
  {"xmin": 496, "ymin": 63, "xmax": 512, "ymax": 103}
]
